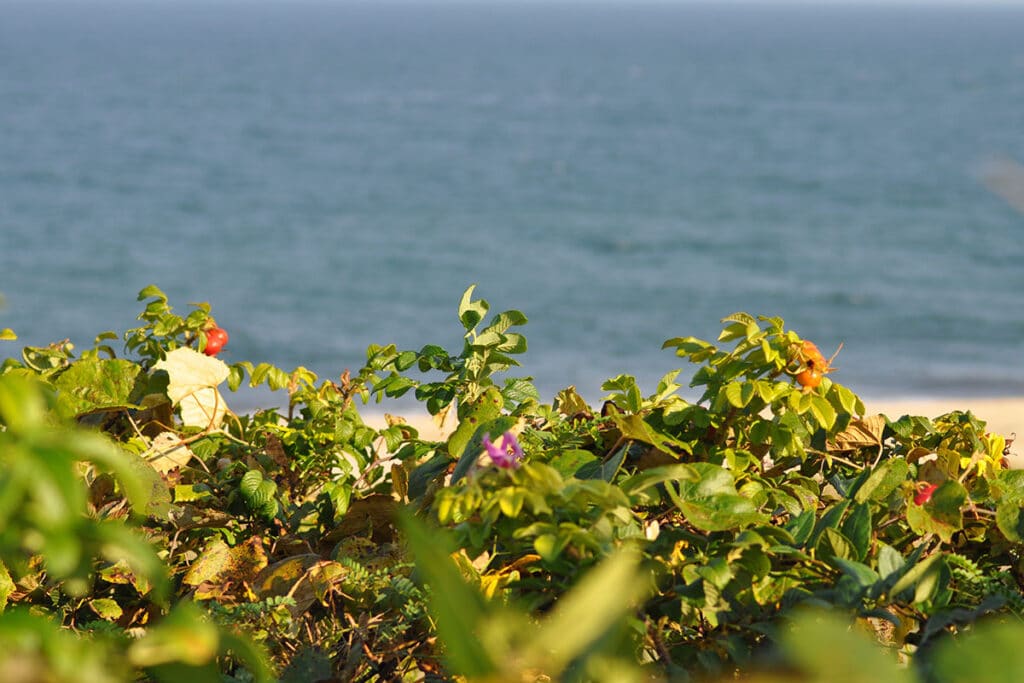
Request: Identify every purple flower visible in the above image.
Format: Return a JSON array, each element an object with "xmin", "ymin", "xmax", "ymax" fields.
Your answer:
[{"xmin": 482, "ymin": 431, "xmax": 523, "ymax": 469}]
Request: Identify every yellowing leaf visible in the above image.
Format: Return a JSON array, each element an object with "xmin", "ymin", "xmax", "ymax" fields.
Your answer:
[
  {"xmin": 153, "ymin": 347, "xmax": 230, "ymax": 429},
  {"xmin": 255, "ymin": 554, "xmax": 323, "ymax": 617},
  {"xmin": 88, "ymin": 597, "xmax": 124, "ymax": 620},
  {"xmin": 143, "ymin": 431, "xmax": 195, "ymax": 474},
  {"xmin": 182, "ymin": 536, "xmax": 267, "ymax": 591},
  {"xmin": 0, "ymin": 559, "xmax": 14, "ymax": 612}
]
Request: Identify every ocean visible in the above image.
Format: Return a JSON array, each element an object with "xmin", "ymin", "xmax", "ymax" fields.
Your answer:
[{"xmin": 2, "ymin": 1, "xmax": 1024, "ymax": 409}]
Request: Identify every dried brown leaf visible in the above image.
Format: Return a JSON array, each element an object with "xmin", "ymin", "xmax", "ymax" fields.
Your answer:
[{"xmin": 830, "ymin": 415, "xmax": 886, "ymax": 453}]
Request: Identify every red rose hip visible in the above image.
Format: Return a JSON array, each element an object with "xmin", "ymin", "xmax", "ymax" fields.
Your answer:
[{"xmin": 203, "ymin": 326, "xmax": 229, "ymax": 356}]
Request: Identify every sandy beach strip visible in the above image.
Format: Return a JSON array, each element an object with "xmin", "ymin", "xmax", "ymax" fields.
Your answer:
[
  {"xmin": 862, "ymin": 396, "xmax": 1020, "ymax": 441},
  {"xmin": 364, "ymin": 395, "xmax": 1022, "ymax": 445}
]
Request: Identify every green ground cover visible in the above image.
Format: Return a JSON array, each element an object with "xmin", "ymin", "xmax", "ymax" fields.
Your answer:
[{"xmin": 1, "ymin": 285, "xmax": 1023, "ymax": 682}]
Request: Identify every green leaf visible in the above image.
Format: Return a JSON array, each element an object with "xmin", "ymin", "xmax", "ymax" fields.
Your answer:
[
  {"xmin": 724, "ymin": 382, "xmax": 755, "ymax": 409},
  {"xmin": 578, "ymin": 444, "xmax": 628, "ymax": 482},
  {"xmin": 218, "ymin": 630, "xmax": 276, "ymax": 683},
  {"xmin": 53, "ymin": 358, "xmax": 143, "ymax": 418},
  {"xmin": 889, "ymin": 553, "xmax": 946, "ymax": 604},
  {"xmin": 534, "ymin": 533, "xmax": 569, "ymax": 561},
  {"xmin": 996, "ymin": 503, "xmax": 1024, "ymax": 544},
  {"xmin": 483, "ymin": 310, "xmax": 528, "ymax": 336},
  {"xmin": 534, "ymin": 549, "xmax": 648, "ymax": 671},
  {"xmin": 458, "ymin": 284, "xmax": 489, "ymax": 331},
  {"xmin": 816, "ymin": 527, "xmax": 856, "ymax": 561},
  {"xmin": 449, "ymin": 386, "xmax": 504, "ymax": 459},
  {"xmin": 130, "ymin": 603, "xmax": 220, "ymax": 668},
  {"xmin": 88, "ymin": 597, "xmax": 124, "ymax": 620},
  {"xmin": 854, "ymin": 457, "xmax": 908, "ymax": 503},
  {"xmin": 91, "ymin": 522, "xmax": 168, "ymax": 601},
  {"xmin": 809, "ymin": 395, "xmax": 837, "ymax": 431},
  {"xmin": 240, "ymin": 470, "xmax": 266, "ymax": 502},
  {"xmin": 809, "ymin": 500, "xmax": 850, "ymax": 549},
  {"xmin": 608, "ymin": 413, "xmax": 689, "ymax": 456},
  {"xmin": 546, "ymin": 449, "xmax": 600, "ymax": 478},
  {"xmin": 173, "ymin": 484, "xmax": 213, "ymax": 503},
  {"xmin": 876, "ymin": 543, "xmax": 905, "ymax": 580},
  {"xmin": 497, "ymin": 488, "xmax": 525, "ymax": 518},
  {"xmin": 830, "ymin": 384, "xmax": 862, "ymax": 416},
  {"xmin": 721, "ymin": 312, "xmax": 757, "ymax": 327},
  {"xmin": 0, "ymin": 560, "xmax": 14, "ymax": 613},
  {"xmin": 784, "ymin": 509, "xmax": 816, "ymax": 547},
  {"xmin": 664, "ymin": 463, "xmax": 768, "ymax": 531},
  {"xmin": 932, "ymin": 618, "xmax": 1024, "ymax": 683},
  {"xmin": 782, "ymin": 608, "xmax": 914, "ymax": 683},
  {"xmin": 502, "ymin": 377, "xmax": 539, "ymax": 405},
  {"xmin": 399, "ymin": 513, "xmax": 496, "ymax": 678},
  {"xmin": 121, "ymin": 452, "xmax": 172, "ymax": 520},
  {"xmin": 137, "ymin": 284, "xmax": 167, "ymax": 302},
  {"xmin": 831, "ymin": 557, "xmax": 881, "ymax": 589},
  {"xmin": 992, "ymin": 470, "xmax": 1024, "ymax": 505},
  {"xmin": 620, "ymin": 464, "xmax": 700, "ymax": 497},
  {"xmin": 841, "ymin": 502, "xmax": 872, "ymax": 561},
  {"xmin": 0, "ymin": 328, "xmax": 15, "ymax": 341},
  {"xmin": 450, "ymin": 415, "xmax": 518, "ymax": 484}
]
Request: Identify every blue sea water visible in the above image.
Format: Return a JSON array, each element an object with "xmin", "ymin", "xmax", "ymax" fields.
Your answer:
[{"xmin": 2, "ymin": 1, "xmax": 1024, "ymax": 408}]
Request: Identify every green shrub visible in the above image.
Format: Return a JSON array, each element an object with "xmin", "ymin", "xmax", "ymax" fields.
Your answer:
[{"xmin": 1, "ymin": 285, "xmax": 1022, "ymax": 682}]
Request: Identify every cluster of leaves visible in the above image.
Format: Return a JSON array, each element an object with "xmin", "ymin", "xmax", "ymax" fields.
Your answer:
[{"xmin": 2, "ymin": 287, "xmax": 1024, "ymax": 682}]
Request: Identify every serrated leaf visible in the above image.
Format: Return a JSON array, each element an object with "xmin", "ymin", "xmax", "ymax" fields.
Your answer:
[
  {"xmin": 458, "ymin": 284, "xmax": 489, "ymax": 331},
  {"xmin": 136, "ymin": 284, "xmax": 167, "ymax": 301},
  {"xmin": 721, "ymin": 312, "xmax": 757, "ymax": 327},
  {"xmin": 502, "ymin": 377, "xmax": 539, "ymax": 405},
  {"xmin": 53, "ymin": 358, "xmax": 142, "ymax": 418},
  {"xmin": 664, "ymin": 463, "xmax": 768, "ymax": 531},
  {"xmin": 724, "ymin": 382, "xmax": 755, "ymax": 408},
  {"xmin": 240, "ymin": 470, "xmax": 265, "ymax": 500}
]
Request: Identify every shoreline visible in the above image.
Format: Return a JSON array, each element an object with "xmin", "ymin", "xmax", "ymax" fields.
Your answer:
[{"xmin": 362, "ymin": 394, "xmax": 1022, "ymax": 444}]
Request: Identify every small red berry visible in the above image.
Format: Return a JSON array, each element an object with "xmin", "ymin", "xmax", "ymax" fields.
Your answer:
[
  {"xmin": 203, "ymin": 326, "xmax": 229, "ymax": 356},
  {"xmin": 914, "ymin": 482, "xmax": 939, "ymax": 505}
]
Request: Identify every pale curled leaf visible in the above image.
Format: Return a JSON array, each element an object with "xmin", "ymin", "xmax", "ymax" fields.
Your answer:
[
  {"xmin": 153, "ymin": 347, "xmax": 230, "ymax": 429},
  {"xmin": 143, "ymin": 431, "xmax": 195, "ymax": 474}
]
